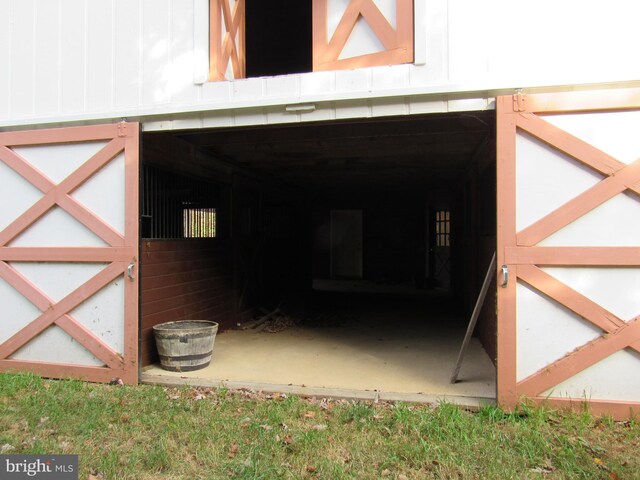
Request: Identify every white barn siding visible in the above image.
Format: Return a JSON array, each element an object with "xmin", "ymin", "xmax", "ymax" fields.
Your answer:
[
  {"xmin": 86, "ymin": 1, "xmax": 114, "ymax": 113},
  {"xmin": 141, "ymin": 0, "xmax": 170, "ymax": 106},
  {"xmin": 60, "ymin": 0, "xmax": 86, "ymax": 114},
  {"xmin": 0, "ymin": 0, "xmax": 10, "ymax": 120},
  {"xmin": 114, "ymin": 0, "xmax": 142, "ymax": 109},
  {"xmin": 487, "ymin": 2, "xmax": 640, "ymax": 88},
  {"xmin": 8, "ymin": 0, "xmax": 36, "ymax": 118},
  {"xmin": 1, "ymin": 0, "xmax": 640, "ymax": 128},
  {"xmin": 34, "ymin": 0, "xmax": 60, "ymax": 115}
]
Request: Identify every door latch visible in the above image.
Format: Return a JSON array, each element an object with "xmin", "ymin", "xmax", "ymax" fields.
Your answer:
[
  {"xmin": 127, "ymin": 262, "xmax": 135, "ymax": 281},
  {"xmin": 501, "ymin": 265, "xmax": 509, "ymax": 288}
]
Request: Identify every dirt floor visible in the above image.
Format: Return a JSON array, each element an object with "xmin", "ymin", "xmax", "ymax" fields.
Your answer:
[{"xmin": 142, "ymin": 292, "xmax": 496, "ymax": 407}]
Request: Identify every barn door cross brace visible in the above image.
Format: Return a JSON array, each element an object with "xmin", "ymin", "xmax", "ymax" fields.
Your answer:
[
  {"xmin": 0, "ymin": 261, "xmax": 125, "ymax": 369},
  {"xmin": 0, "ymin": 140, "xmax": 126, "ymax": 247}
]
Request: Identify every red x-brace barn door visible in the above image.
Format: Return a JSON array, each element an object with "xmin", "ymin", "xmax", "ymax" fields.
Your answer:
[
  {"xmin": 497, "ymin": 89, "xmax": 640, "ymax": 419},
  {"xmin": 0, "ymin": 123, "xmax": 139, "ymax": 384}
]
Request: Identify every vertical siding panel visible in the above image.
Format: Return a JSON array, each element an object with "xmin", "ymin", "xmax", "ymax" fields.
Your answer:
[
  {"xmin": 169, "ymin": 0, "xmax": 198, "ymax": 104},
  {"xmin": 300, "ymin": 71, "xmax": 335, "ymax": 96},
  {"xmin": 201, "ymin": 80, "xmax": 231, "ymax": 103},
  {"xmin": 233, "ymin": 108, "xmax": 267, "ymax": 127},
  {"xmin": 34, "ymin": 0, "xmax": 61, "ymax": 115},
  {"xmin": 335, "ymin": 100, "xmax": 371, "ymax": 119},
  {"xmin": 447, "ymin": 1, "xmax": 488, "ymax": 83},
  {"xmin": 169, "ymin": 117, "xmax": 203, "ymax": 130},
  {"xmin": 60, "ymin": 0, "xmax": 86, "ymax": 113},
  {"xmin": 447, "ymin": 97, "xmax": 489, "ymax": 112},
  {"xmin": 142, "ymin": 0, "xmax": 171, "ymax": 106},
  {"xmin": 372, "ymin": 64, "xmax": 410, "ymax": 90},
  {"xmin": 408, "ymin": 97, "xmax": 447, "ymax": 114},
  {"xmin": 201, "ymin": 112, "xmax": 234, "ymax": 128},
  {"xmin": 302, "ymin": 104, "xmax": 336, "ymax": 122},
  {"xmin": 9, "ymin": 0, "xmax": 35, "ymax": 117},
  {"xmin": 232, "ymin": 78, "xmax": 265, "ymax": 100},
  {"xmin": 113, "ymin": 0, "xmax": 141, "ymax": 108},
  {"xmin": 266, "ymin": 107, "xmax": 301, "ymax": 125},
  {"xmin": 413, "ymin": 0, "xmax": 427, "ymax": 65},
  {"xmin": 335, "ymin": 69, "xmax": 372, "ymax": 92},
  {"xmin": 192, "ymin": 0, "xmax": 209, "ymax": 86},
  {"xmin": 265, "ymin": 76, "xmax": 300, "ymax": 98},
  {"xmin": 0, "ymin": 1, "xmax": 10, "ymax": 119},
  {"xmin": 410, "ymin": 0, "xmax": 448, "ymax": 85},
  {"xmin": 371, "ymin": 97, "xmax": 409, "ymax": 117},
  {"xmin": 142, "ymin": 121, "xmax": 172, "ymax": 132},
  {"xmin": 86, "ymin": 0, "xmax": 114, "ymax": 112}
]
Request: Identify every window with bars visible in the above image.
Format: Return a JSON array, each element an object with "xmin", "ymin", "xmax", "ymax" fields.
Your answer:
[
  {"xmin": 183, "ymin": 207, "xmax": 217, "ymax": 238},
  {"xmin": 435, "ymin": 210, "xmax": 450, "ymax": 247},
  {"xmin": 141, "ymin": 165, "xmax": 220, "ymax": 239}
]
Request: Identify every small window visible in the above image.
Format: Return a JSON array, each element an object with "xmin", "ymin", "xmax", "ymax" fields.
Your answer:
[
  {"xmin": 435, "ymin": 210, "xmax": 450, "ymax": 247},
  {"xmin": 183, "ymin": 207, "xmax": 217, "ymax": 238},
  {"xmin": 141, "ymin": 165, "xmax": 221, "ymax": 239}
]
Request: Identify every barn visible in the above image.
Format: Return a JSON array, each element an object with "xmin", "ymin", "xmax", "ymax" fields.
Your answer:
[{"xmin": 1, "ymin": 0, "xmax": 640, "ymax": 418}]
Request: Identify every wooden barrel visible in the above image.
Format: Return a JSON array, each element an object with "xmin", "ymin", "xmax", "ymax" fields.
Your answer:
[{"xmin": 153, "ymin": 320, "xmax": 218, "ymax": 372}]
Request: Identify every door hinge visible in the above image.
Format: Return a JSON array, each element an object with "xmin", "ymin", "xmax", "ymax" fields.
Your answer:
[
  {"xmin": 513, "ymin": 92, "xmax": 526, "ymax": 112},
  {"xmin": 117, "ymin": 121, "xmax": 128, "ymax": 137}
]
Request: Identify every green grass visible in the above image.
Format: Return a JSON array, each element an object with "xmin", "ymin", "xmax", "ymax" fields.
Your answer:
[{"xmin": 1, "ymin": 372, "xmax": 638, "ymax": 479}]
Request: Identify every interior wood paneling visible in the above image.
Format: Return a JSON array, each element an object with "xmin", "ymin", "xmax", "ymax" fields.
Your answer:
[{"xmin": 140, "ymin": 239, "xmax": 236, "ymax": 367}]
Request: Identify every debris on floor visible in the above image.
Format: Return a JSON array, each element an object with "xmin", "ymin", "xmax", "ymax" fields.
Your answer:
[
  {"xmin": 237, "ymin": 304, "xmax": 283, "ymax": 331},
  {"xmin": 237, "ymin": 297, "xmax": 349, "ymax": 333},
  {"xmin": 262, "ymin": 311, "xmax": 296, "ymax": 333}
]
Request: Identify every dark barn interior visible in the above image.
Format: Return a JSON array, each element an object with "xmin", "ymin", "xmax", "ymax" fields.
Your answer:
[{"xmin": 139, "ymin": 112, "xmax": 497, "ymax": 399}]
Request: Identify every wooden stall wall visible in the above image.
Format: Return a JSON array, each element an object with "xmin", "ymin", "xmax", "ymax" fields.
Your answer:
[
  {"xmin": 140, "ymin": 239, "xmax": 235, "ymax": 366},
  {"xmin": 467, "ymin": 143, "xmax": 497, "ymax": 364},
  {"xmin": 451, "ymin": 137, "xmax": 496, "ymax": 364},
  {"xmin": 475, "ymin": 162, "xmax": 497, "ymax": 364}
]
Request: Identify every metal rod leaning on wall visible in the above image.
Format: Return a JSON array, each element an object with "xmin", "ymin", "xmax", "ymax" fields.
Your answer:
[{"xmin": 450, "ymin": 252, "xmax": 496, "ymax": 383}]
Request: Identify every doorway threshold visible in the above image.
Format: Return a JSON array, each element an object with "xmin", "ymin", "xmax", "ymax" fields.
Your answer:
[{"xmin": 140, "ymin": 373, "xmax": 494, "ymax": 409}]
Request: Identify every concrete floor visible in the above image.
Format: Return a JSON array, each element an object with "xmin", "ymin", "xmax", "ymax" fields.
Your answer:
[{"xmin": 142, "ymin": 294, "xmax": 496, "ymax": 407}]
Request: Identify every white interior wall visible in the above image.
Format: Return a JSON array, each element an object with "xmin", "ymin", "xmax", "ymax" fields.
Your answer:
[{"xmin": 1, "ymin": 0, "xmax": 640, "ymax": 129}]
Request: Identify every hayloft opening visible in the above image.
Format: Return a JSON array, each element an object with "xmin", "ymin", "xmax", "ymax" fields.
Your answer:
[{"xmin": 245, "ymin": 0, "xmax": 312, "ymax": 77}]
